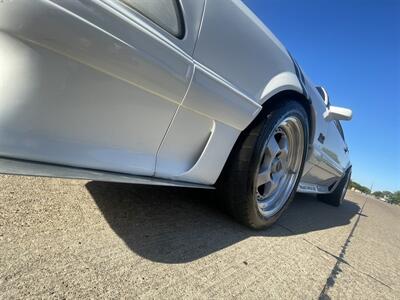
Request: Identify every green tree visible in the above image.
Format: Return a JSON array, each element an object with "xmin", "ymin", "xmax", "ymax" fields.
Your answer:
[
  {"xmin": 373, "ymin": 191, "xmax": 384, "ymax": 198},
  {"xmin": 382, "ymin": 191, "xmax": 393, "ymax": 198},
  {"xmin": 349, "ymin": 180, "xmax": 371, "ymax": 194},
  {"xmin": 387, "ymin": 191, "xmax": 400, "ymax": 205}
]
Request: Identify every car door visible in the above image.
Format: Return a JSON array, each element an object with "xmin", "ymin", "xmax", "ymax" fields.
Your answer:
[
  {"xmin": 320, "ymin": 119, "xmax": 350, "ymax": 178},
  {"xmin": 0, "ymin": 0, "xmax": 203, "ymax": 176},
  {"xmin": 155, "ymin": 0, "xmax": 265, "ymax": 184},
  {"xmin": 297, "ymin": 83, "xmax": 334, "ymax": 192},
  {"xmin": 300, "ymin": 88, "xmax": 350, "ymax": 192}
]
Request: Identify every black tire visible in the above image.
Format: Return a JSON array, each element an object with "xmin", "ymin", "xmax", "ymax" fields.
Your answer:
[
  {"xmin": 318, "ymin": 167, "xmax": 352, "ymax": 206},
  {"xmin": 217, "ymin": 100, "xmax": 309, "ymax": 229}
]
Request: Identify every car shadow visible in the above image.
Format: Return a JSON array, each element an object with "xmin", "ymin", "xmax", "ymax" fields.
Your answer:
[{"xmin": 86, "ymin": 181, "xmax": 361, "ymax": 264}]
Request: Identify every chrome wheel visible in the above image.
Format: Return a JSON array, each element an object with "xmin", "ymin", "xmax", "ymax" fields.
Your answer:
[{"xmin": 255, "ymin": 116, "xmax": 305, "ymax": 218}]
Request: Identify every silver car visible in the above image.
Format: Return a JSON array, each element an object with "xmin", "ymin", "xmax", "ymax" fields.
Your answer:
[{"xmin": 0, "ymin": 0, "xmax": 352, "ymax": 229}]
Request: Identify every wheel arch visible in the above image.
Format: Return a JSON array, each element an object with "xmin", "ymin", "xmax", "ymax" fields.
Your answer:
[
  {"xmin": 253, "ymin": 89, "xmax": 315, "ymax": 147},
  {"xmin": 217, "ymin": 88, "xmax": 316, "ymax": 186}
]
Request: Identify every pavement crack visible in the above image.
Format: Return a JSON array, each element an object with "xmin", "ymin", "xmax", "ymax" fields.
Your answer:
[
  {"xmin": 275, "ymin": 223, "xmax": 351, "ymax": 267},
  {"xmin": 317, "ymin": 199, "xmax": 366, "ymax": 299},
  {"xmin": 317, "ymin": 197, "xmax": 393, "ymax": 299},
  {"xmin": 277, "ymin": 196, "xmax": 393, "ymax": 299},
  {"xmin": 355, "ymin": 269, "xmax": 393, "ymax": 290}
]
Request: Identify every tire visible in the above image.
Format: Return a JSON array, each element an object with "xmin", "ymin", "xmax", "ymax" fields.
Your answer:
[
  {"xmin": 217, "ymin": 100, "xmax": 309, "ymax": 229},
  {"xmin": 318, "ymin": 167, "xmax": 351, "ymax": 206}
]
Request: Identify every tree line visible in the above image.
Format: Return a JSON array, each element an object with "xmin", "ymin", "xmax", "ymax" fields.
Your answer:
[{"xmin": 349, "ymin": 180, "xmax": 400, "ymax": 205}]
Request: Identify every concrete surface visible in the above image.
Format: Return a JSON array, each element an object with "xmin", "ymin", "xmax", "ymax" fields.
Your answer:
[{"xmin": 0, "ymin": 175, "xmax": 399, "ymax": 299}]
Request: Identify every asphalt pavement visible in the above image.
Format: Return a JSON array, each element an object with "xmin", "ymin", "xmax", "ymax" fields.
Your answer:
[{"xmin": 0, "ymin": 175, "xmax": 399, "ymax": 299}]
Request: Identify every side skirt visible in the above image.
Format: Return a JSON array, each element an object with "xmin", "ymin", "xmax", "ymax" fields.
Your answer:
[
  {"xmin": 0, "ymin": 157, "xmax": 214, "ymax": 189},
  {"xmin": 297, "ymin": 182, "xmax": 331, "ymax": 194}
]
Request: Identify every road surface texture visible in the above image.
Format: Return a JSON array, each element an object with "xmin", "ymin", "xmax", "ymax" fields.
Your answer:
[{"xmin": 0, "ymin": 175, "xmax": 399, "ymax": 299}]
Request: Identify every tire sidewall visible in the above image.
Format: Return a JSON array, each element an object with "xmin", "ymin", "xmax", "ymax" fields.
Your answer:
[{"xmin": 247, "ymin": 101, "xmax": 309, "ymax": 228}]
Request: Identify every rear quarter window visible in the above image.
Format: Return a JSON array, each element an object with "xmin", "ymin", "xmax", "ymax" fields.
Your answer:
[{"xmin": 119, "ymin": 0, "xmax": 184, "ymax": 38}]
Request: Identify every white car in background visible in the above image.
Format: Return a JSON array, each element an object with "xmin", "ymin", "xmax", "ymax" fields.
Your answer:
[{"xmin": 0, "ymin": 0, "xmax": 352, "ymax": 229}]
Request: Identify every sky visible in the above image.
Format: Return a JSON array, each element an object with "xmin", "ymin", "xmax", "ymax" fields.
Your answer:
[{"xmin": 243, "ymin": 0, "xmax": 400, "ymax": 192}]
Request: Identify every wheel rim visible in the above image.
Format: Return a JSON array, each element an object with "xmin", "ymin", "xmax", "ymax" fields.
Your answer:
[{"xmin": 255, "ymin": 116, "xmax": 305, "ymax": 218}]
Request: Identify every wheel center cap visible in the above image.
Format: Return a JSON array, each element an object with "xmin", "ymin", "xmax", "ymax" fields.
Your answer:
[{"xmin": 271, "ymin": 158, "xmax": 283, "ymax": 173}]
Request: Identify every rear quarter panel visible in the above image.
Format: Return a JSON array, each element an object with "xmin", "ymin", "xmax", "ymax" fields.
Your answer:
[{"xmin": 193, "ymin": 0, "xmax": 301, "ymax": 103}]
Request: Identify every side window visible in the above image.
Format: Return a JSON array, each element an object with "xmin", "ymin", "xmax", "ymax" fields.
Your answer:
[
  {"xmin": 316, "ymin": 86, "xmax": 330, "ymax": 108},
  {"xmin": 334, "ymin": 120, "xmax": 345, "ymax": 141},
  {"xmin": 119, "ymin": 0, "xmax": 184, "ymax": 38}
]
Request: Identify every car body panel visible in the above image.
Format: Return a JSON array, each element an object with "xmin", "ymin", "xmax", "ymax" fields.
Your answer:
[
  {"xmin": 0, "ymin": 33, "xmax": 176, "ymax": 175},
  {"xmin": 182, "ymin": 66, "xmax": 262, "ymax": 131},
  {"xmin": 298, "ymin": 79, "xmax": 351, "ymax": 192},
  {"xmin": 0, "ymin": 156, "xmax": 213, "ymax": 189},
  {"xmin": 0, "ymin": 0, "xmax": 351, "ymax": 192},
  {"xmin": 0, "ymin": 0, "xmax": 195, "ymax": 175},
  {"xmin": 193, "ymin": 0, "xmax": 296, "ymax": 102}
]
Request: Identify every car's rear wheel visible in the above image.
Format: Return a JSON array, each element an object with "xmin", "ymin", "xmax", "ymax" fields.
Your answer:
[
  {"xmin": 218, "ymin": 100, "xmax": 309, "ymax": 229},
  {"xmin": 318, "ymin": 167, "xmax": 351, "ymax": 206}
]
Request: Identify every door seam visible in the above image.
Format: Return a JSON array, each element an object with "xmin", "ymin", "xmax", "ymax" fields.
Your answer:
[{"xmin": 153, "ymin": 67, "xmax": 196, "ymax": 175}]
